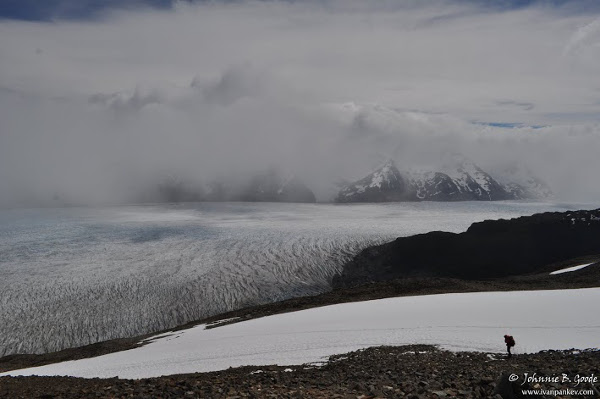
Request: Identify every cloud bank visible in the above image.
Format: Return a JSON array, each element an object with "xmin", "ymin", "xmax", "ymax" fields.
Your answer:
[{"xmin": 1, "ymin": 0, "xmax": 600, "ymax": 204}]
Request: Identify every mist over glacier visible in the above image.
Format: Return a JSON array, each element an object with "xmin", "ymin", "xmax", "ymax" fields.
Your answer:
[
  {"xmin": 0, "ymin": 201, "xmax": 591, "ymax": 357},
  {"xmin": 2, "ymin": 0, "xmax": 600, "ymax": 205}
]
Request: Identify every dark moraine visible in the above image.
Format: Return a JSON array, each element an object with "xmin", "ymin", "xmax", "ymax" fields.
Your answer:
[
  {"xmin": 2, "ymin": 346, "xmax": 599, "ymax": 398},
  {"xmin": 333, "ymin": 208, "xmax": 600, "ymax": 288}
]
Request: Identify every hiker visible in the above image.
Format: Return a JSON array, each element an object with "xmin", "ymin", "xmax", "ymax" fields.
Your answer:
[{"xmin": 504, "ymin": 334, "xmax": 515, "ymax": 358}]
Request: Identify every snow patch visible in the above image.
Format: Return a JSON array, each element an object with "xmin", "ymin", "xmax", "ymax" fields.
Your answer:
[
  {"xmin": 369, "ymin": 162, "xmax": 397, "ymax": 189},
  {"xmin": 4, "ymin": 288, "xmax": 600, "ymax": 379},
  {"xmin": 549, "ymin": 263, "xmax": 594, "ymax": 275}
]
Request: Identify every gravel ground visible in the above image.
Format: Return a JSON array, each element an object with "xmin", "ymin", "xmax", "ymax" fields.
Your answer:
[{"xmin": 1, "ymin": 345, "xmax": 599, "ymax": 399}]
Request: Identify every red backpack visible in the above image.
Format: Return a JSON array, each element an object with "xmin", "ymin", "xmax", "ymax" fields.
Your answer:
[{"xmin": 505, "ymin": 335, "xmax": 515, "ymax": 347}]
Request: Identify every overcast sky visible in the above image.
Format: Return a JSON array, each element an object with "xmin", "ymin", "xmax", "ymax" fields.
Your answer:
[{"xmin": 1, "ymin": 0, "xmax": 600, "ymax": 203}]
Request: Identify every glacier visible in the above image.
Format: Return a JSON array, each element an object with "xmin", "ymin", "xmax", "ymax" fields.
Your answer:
[{"xmin": 0, "ymin": 201, "xmax": 594, "ymax": 357}]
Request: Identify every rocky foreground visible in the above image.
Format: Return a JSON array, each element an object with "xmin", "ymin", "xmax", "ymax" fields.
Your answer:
[{"xmin": 1, "ymin": 345, "xmax": 599, "ymax": 398}]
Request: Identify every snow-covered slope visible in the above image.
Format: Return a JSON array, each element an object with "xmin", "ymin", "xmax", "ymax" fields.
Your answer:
[
  {"xmin": 441, "ymin": 159, "xmax": 510, "ymax": 201},
  {"xmin": 3, "ymin": 288, "xmax": 599, "ymax": 379},
  {"xmin": 405, "ymin": 170, "xmax": 460, "ymax": 201},
  {"xmin": 336, "ymin": 159, "xmax": 550, "ymax": 202},
  {"xmin": 336, "ymin": 160, "xmax": 409, "ymax": 202}
]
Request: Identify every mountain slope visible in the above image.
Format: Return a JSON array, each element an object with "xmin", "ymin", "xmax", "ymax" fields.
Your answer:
[
  {"xmin": 145, "ymin": 169, "xmax": 317, "ymax": 203},
  {"xmin": 407, "ymin": 170, "xmax": 465, "ymax": 201},
  {"xmin": 442, "ymin": 159, "xmax": 511, "ymax": 200},
  {"xmin": 335, "ymin": 160, "xmax": 411, "ymax": 202},
  {"xmin": 336, "ymin": 159, "xmax": 550, "ymax": 202}
]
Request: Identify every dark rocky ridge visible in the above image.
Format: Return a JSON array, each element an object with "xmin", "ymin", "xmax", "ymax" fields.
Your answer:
[{"xmin": 333, "ymin": 208, "xmax": 600, "ymax": 288}]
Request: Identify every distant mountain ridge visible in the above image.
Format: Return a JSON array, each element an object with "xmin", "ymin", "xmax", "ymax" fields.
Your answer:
[
  {"xmin": 228, "ymin": 168, "xmax": 316, "ymax": 203},
  {"xmin": 137, "ymin": 158, "xmax": 551, "ymax": 204},
  {"xmin": 147, "ymin": 168, "xmax": 316, "ymax": 203},
  {"xmin": 336, "ymin": 159, "xmax": 552, "ymax": 203}
]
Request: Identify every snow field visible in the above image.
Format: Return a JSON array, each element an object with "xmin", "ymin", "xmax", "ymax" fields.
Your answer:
[{"xmin": 3, "ymin": 288, "xmax": 598, "ymax": 379}]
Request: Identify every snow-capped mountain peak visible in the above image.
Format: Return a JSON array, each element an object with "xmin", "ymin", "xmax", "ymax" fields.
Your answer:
[
  {"xmin": 441, "ymin": 159, "xmax": 509, "ymax": 200},
  {"xmin": 368, "ymin": 160, "xmax": 402, "ymax": 189},
  {"xmin": 336, "ymin": 160, "xmax": 409, "ymax": 202},
  {"xmin": 336, "ymin": 157, "xmax": 550, "ymax": 203}
]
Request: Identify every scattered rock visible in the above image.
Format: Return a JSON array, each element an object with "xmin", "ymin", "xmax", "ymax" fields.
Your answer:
[{"xmin": 1, "ymin": 345, "xmax": 598, "ymax": 398}]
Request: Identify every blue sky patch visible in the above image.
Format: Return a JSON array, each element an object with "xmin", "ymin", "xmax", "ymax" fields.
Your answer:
[
  {"xmin": 474, "ymin": 121, "xmax": 547, "ymax": 129},
  {"xmin": 0, "ymin": 0, "xmax": 173, "ymax": 21},
  {"xmin": 1, "ymin": 0, "xmax": 599, "ymax": 21}
]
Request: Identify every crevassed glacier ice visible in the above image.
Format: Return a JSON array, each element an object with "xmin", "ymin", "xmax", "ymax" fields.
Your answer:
[{"xmin": 0, "ymin": 201, "xmax": 591, "ymax": 356}]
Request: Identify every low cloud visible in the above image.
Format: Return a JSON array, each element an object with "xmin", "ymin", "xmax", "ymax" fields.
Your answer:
[
  {"xmin": 495, "ymin": 100, "xmax": 535, "ymax": 112},
  {"xmin": 89, "ymin": 88, "xmax": 164, "ymax": 114},
  {"xmin": 1, "ymin": 0, "xmax": 600, "ymax": 204},
  {"xmin": 193, "ymin": 64, "xmax": 266, "ymax": 106}
]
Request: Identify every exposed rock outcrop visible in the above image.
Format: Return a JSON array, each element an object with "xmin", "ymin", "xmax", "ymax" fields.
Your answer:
[{"xmin": 333, "ymin": 208, "xmax": 600, "ymax": 288}]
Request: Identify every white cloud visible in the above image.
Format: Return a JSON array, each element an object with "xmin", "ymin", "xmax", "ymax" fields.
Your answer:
[
  {"xmin": 1, "ymin": 0, "xmax": 600, "ymax": 203},
  {"xmin": 563, "ymin": 16, "xmax": 600, "ymax": 56}
]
